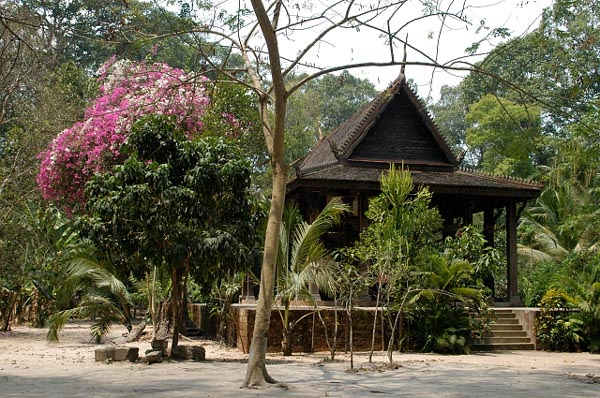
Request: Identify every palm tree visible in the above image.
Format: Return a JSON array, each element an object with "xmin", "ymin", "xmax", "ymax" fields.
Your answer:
[
  {"xmin": 47, "ymin": 256, "xmax": 132, "ymax": 343},
  {"xmin": 45, "ymin": 218, "xmax": 131, "ymax": 343},
  {"xmin": 519, "ymin": 174, "xmax": 600, "ymax": 264},
  {"xmin": 408, "ymin": 254, "xmax": 485, "ymax": 355},
  {"xmin": 275, "ymin": 198, "xmax": 350, "ymax": 356},
  {"xmin": 561, "ymin": 258, "xmax": 600, "ymax": 352}
]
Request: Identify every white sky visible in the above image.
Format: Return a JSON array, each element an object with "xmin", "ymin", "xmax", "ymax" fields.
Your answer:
[
  {"xmin": 208, "ymin": 0, "xmax": 553, "ymax": 100},
  {"xmin": 273, "ymin": 0, "xmax": 554, "ymax": 101}
]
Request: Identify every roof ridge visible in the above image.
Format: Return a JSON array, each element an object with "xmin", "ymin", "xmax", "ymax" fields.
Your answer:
[{"xmin": 337, "ymin": 79, "xmax": 401, "ymax": 156}]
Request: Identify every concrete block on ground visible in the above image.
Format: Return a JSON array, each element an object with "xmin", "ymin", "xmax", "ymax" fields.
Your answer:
[
  {"xmin": 144, "ymin": 350, "xmax": 163, "ymax": 364},
  {"xmin": 171, "ymin": 344, "xmax": 206, "ymax": 361}
]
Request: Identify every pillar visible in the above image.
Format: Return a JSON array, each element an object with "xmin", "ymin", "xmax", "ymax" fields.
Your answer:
[
  {"xmin": 506, "ymin": 202, "xmax": 522, "ymax": 306},
  {"xmin": 483, "ymin": 207, "xmax": 496, "ymax": 298}
]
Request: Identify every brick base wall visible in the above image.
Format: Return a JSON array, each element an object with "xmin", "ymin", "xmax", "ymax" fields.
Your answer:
[{"xmin": 231, "ymin": 304, "xmax": 387, "ymax": 354}]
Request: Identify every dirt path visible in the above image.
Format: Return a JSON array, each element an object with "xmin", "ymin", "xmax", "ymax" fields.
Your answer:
[{"xmin": 1, "ymin": 322, "xmax": 599, "ymax": 397}]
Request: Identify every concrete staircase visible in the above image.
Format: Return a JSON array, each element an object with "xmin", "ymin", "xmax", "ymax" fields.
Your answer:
[{"xmin": 473, "ymin": 309, "xmax": 535, "ymax": 351}]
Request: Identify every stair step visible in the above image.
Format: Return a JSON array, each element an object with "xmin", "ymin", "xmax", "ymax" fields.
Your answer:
[
  {"xmin": 493, "ymin": 309, "xmax": 516, "ymax": 314},
  {"xmin": 493, "ymin": 318, "xmax": 519, "ymax": 325},
  {"xmin": 483, "ymin": 330, "xmax": 527, "ymax": 338},
  {"xmin": 472, "ymin": 309, "xmax": 536, "ymax": 351},
  {"xmin": 495, "ymin": 312, "xmax": 516, "ymax": 319},
  {"xmin": 475, "ymin": 336, "xmax": 532, "ymax": 344},
  {"xmin": 473, "ymin": 343, "xmax": 535, "ymax": 351},
  {"xmin": 490, "ymin": 324, "xmax": 523, "ymax": 331}
]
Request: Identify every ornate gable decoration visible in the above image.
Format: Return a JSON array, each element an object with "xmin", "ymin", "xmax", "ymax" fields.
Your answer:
[{"xmin": 296, "ymin": 73, "xmax": 459, "ymax": 176}]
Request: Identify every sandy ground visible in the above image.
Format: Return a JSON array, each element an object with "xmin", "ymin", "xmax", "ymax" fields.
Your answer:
[{"xmin": 1, "ymin": 322, "xmax": 600, "ymax": 397}]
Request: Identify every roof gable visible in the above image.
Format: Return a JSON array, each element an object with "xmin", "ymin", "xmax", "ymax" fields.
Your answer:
[{"xmin": 295, "ymin": 73, "xmax": 458, "ymax": 176}]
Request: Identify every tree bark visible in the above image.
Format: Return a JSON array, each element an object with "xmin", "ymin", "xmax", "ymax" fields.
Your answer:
[
  {"xmin": 171, "ymin": 265, "xmax": 185, "ymax": 351},
  {"xmin": 243, "ymin": 161, "xmax": 286, "ymax": 386},
  {"xmin": 110, "ymin": 319, "xmax": 147, "ymax": 344},
  {"xmin": 2, "ymin": 288, "xmax": 20, "ymax": 332},
  {"xmin": 244, "ymin": 0, "xmax": 288, "ymax": 387}
]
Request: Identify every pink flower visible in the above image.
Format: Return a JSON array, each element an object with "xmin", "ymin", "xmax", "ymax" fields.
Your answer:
[{"xmin": 37, "ymin": 59, "xmax": 243, "ymax": 210}]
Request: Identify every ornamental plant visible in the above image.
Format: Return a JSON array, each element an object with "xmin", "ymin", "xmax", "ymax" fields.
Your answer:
[{"xmin": 37, "ymin": 58, "xmax": 240, "ymax": 209}]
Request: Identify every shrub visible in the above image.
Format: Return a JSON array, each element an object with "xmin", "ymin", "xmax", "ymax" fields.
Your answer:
[{"xmin": 535, "ymin": 288, "xmax": 584, "ymax": 351}]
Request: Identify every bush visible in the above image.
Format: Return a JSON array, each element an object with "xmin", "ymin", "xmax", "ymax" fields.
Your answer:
[{"xmin": 535, "ymin": 288, "xmax": 584, "ymax": 351}]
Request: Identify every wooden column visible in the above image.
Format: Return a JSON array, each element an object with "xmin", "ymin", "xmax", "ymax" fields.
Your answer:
[
  {"xmin": 506, "ymin": 202, "xmax": 521, "ymax": 306},
  {"xmin": 483, "ymin": 207, "xmax": 496, "ymax": 298}
]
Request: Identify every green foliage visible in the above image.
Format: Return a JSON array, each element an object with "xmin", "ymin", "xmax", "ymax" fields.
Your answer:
[
  {"xmin": 535, "ymin": 288, "xmax": 583, "ymax": 352},
  {"xmin": 443, "ymin": 226, "xmax": 501, "ymax": 291},
  {"xmin": 355, "ymin": 164, "xmax": 442, "ymax": 275},
  {"xmin": 206, "ymin": 272, "xmax": 243, "ymax": 344},
  {"xmin": 406, "ymin": 253, "xmax": 487, "ymax": 354},
  {"xmin": 428, "ymin": 84, "xmax": 469, "ymax": 159},
  {"xmin": 348, "ymin": 165, "xmax": 492, "ymax": 355},
  {"xmin": 276, "ymin": 198, "xmax": 350, "ymax": 355},
  {"xmin": 78, "ymin": 115, "xmax": 255, "ymax": 348},
  {"xmin": 519, "ymin": 260, "xmax": 562, "ymax": 307},
  {"xmin": 47, "ymin": 256, "xmax": 132, "ymax": 343},
  {"xmin": 465, "ymin": 94, "xmax": 542, "ymax": 177},
  {"xmin": 80, "ymin": 115, "xmax": 255, "ymax": 283},
  {"xmin": 519, "ymin": 153, "xmax": 600, "ymax": 267},
  {"xmin": 561, "ymin": 256, "xmax": 600, "ymax": 353}
]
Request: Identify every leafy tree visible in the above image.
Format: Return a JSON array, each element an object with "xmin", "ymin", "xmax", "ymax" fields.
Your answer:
[
  {"xmin": 37, "ymin": 58, "xmax": 243, "ymax": 209},
  {"xmin": 561, "ymin": 256, "xmax": 600, "ymax": 353},
  {"xmin": 535, "ymin": 287, "xmax": 584, "ymax": 352},
  {"xmin": 459, "ymin": 0, "xmax": 600, "ymax": 132},
  {"xmin": 519, "ymin": 131, "xmax": 600, "ymax": 267},
  {"xmin": 79, "ymin": 115, "xmax": 255, "ymax": 350},
  {"xmin": 276, "ymin": 199, "xmax": 349, "ymax": 356},
  {"xmin": 407, "ymin": 254, "xmax": 484, "ymax": 354},
  {"xmin": 349, "ymin": 165, "xmax": 442, "ymax": 361},
  {"xmin": 0, "ymin": 61, "xmax": 97, "ymax": 329},
  {"xmin": 465, "ymin": 94, "xmax": 543, "ymax": 177}
]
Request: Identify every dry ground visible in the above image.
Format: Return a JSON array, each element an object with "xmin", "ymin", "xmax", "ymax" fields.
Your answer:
[{"xmin": 1, "ymin": 321, "xmax": 600, "ymax": 397}]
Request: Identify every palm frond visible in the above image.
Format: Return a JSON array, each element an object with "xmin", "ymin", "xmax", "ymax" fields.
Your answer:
[{"xmin": 289, "ymin": 198, "xmax": 349, "ymax": 272}]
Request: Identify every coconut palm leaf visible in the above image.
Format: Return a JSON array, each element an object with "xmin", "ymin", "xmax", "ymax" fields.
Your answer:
[
  {"xmin": 47, "ymin": 255, "xmax": 131, "ymax": 342},
  {"xmin": 519, "ymin": 176, "xmax": 600, "ymax": 264}
]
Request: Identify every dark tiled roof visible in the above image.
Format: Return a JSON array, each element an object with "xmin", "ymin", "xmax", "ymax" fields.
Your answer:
[
  {"xmin": 289, "ymin": 71, "xmax": 542, "ymax": 200},
  {"xmin": 288, "ymin": 165, "xmax": 542, "ymax": 199},
  {"xmin": 296, "ymin": 73, "xmax": 458, "ymax": 176}
]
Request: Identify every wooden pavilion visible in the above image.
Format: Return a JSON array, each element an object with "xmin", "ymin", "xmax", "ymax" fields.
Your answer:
[{"xmin": 285, "ymin": 73, "xmax": 542, "ymax": 306}]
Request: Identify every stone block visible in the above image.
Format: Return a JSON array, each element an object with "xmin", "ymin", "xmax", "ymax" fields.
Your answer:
[
  {"xmin": 95, "ymin": 346, "xmax": 140, "ymax": 362},
  {"xmin": 144, "ymin": 350, "xmax": 163, "ymax": 364},
  {"xmin": 151, "ymin": 339, "xmax": 168, "ymax": 355},
  {"xmin": 112, "ymin": 347, "xmax": 130, "ymax": 361},
  {"xmin": 95, "ymin": 347, "xmax": 115, "ymax": 362},
  {"xmin": 170, "ymin": 344, "xmax": 206, "ymax": 361},
  {"xmin": 126, "ymin": 347, "xmax": 139, "ymax": 362}
]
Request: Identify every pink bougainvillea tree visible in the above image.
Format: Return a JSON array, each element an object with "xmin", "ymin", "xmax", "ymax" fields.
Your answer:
[{"xmin": 37, "ymin": 58, "xmax": 240, "ymax": 209}]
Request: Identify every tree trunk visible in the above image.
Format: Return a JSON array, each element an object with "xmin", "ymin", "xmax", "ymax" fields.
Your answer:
[
  {"xmin": 282, "ymin": 326, "xmax": 292, "ymax": 356},
  {"xmin": 347, "ymin": 286, "xmax": 354, "ymax": 370},
  {"xmin": 243, "ymin": 161, "xmax": 286, "ymax": 386},
  {"xmin": 170, "ymin": 266, "xmax": 184, "ymax": 351},
  {"xmin": 243, "ymin": 0, "xmax": 288, "ymax": 387},
  {"xmin": 111, "ymin": 319, "xmax": 147, "ymax": 344},
  {"xmin": 154, "ymin": 300, "xmax": 171, "ymax": 341},
  {"xmin": 2, "ymin": 288, "xmax": 20, "ymax": 332},
  {"xmin": 369, "ymin": 281, "xmax": 383, "ymax": 363}
]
